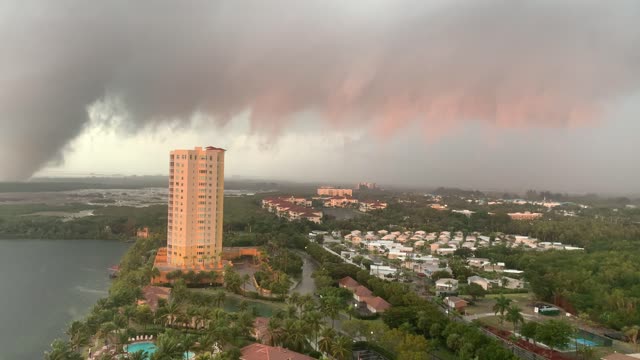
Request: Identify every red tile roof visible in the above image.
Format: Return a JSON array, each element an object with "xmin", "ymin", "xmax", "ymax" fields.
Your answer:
[
  {"xmin": 338, "ymin": 276, "xmax": 360, "ymax": 289},
  {"xmin": 240, "ymin": 344, "xmax": 315, "ymax": 360},
  {"xmin": 354, "ymin": 285, "xmax": 373, "ymax": 298},
  {"xmin": 262, "ymin": 197, "xmax": 321, "ymax": 219},
  {"xmin": 364, "ymin": 296, "xmax": 391, "ymax": 312}
]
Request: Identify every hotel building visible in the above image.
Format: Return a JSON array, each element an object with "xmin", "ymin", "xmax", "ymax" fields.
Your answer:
[
  {"xmin": 317, "ymin": 186, "xmax": 353, "ymax": 197},
  {"xmin": 167, "ymin": 146, "xmax": 225, "ymax": 268}
]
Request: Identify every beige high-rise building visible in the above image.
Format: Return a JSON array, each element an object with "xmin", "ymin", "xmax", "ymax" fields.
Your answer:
[{"xmin": 167, "ymin": 146, "xmax": 225, "ymax": 268}]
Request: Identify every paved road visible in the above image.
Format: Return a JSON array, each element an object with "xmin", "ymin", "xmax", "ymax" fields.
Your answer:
[{"xmin": 291, "ymin": 251, "xmax": 319, "ymax": 295}]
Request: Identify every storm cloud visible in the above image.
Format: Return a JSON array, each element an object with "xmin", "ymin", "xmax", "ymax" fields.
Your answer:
[{"xmin": 1, "ymin": 0, "xmax": 639, "ymax": 180}]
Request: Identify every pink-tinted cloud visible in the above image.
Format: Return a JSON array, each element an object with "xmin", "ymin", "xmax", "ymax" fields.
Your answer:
[{"xmin": 0, "ymin": 0, "xmax": 639, "ymax": 179}]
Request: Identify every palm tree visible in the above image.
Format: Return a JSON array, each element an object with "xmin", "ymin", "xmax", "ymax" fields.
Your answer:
[
  {"xmin": 195, "ymin": 353, "xmax": 215, "ymax": 360},
  {"xmin": 213, "ymin": 289, "xmax": 226, "ymax": 308},
  {"xmin": 152, "ymin": 331, "xmax": 186, "ymax": 360},
  {"xmin": 281, "ymin": 319, "xmax": 308, "ymax": 352},
  {"xmin": 505, "ymin": 305, "xmax": 524, "ymax": 334},
  {"xmin": 124, "ymin": 304, "xmax": 137, "ymax": 326},
  {"xmin": 98, "ymin": 321, "xmax": 118, "ymax": 344},
  {"xmin": 285, "ymin": 304, "xmax": 298, "ymax": 320},
  {"xmin": 209, "ymin": 307, "xmax": 227, "ymax": 322},
  {"xmin": 66, "ymin": 321, "xmax": 89, "ymax": 351},
  {"xmin": 186, "ymin": 306, "xmax": 199, "ymax": 329},
  {"xmin": 161, "ymin": 301, "xmax": 181, "ymax": 327},
  {"xmin": 196, "ymin": 306, "xmax": 210, "ymax": 330},
  {"xmin": 238, "ymin": 300, "xmax": 249, "ymax": 313},
  {"xmin": 321, "ymin": 296, "xmax": 342, "ymax": 328},
  {"xmin": 208, "ymin": 323, "xmax": 233, "ymax": 349},
  {"xmin": 151, "ymin": 267, "xmax": 161, "ymax": 281},
  {"xmin": 299, "ymin": 294, "xmax": 316, "ymax": 312},
  {"xmin": 492, "ymin": 294, "xmax": 512, "ymax": 325},
  {"xmin": 288, "ymin": 292, "xmax": 301, "ymax": 311},
  {"xmin": 624, "ymin": 325, "xmax": 640, "ymax": 351},
  {"xmin": 128, "ymin": 350, "xmax": 147, "ymax": 360},
  {"xmin": 318, "ymin": 328, "xmax": 336, "ymax": 355},
  {"xmin": 267, "ymin": 317, "xmax": 283, "ymax": 346},
  {"xmin": 302, "ymin": 311, "xmax": 323, "ymax": 348},
  {"xmin": 331, "ymin": 336, "xmax": 352, "ymax": 360},
  {"xmin": 45, "ymin": 339, "xmax": 82, "ymax": 360}
]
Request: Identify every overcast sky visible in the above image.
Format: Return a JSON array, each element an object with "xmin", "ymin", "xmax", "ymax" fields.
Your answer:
[{"xmin": 1, "ymin": 1, "xmax": 639, "ymax": 194}]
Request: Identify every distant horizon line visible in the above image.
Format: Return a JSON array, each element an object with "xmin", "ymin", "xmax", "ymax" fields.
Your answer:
[{"xmin": 14, "ymin": 174, "xmax": 640, "ymax": 198}]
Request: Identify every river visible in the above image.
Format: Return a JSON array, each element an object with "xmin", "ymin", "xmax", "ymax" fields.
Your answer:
[{"xmin": 0, "ymin": 239, "xmax": 130, "ymax": 360}]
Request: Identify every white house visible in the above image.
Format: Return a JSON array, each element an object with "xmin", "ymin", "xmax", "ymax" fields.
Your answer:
[
  {"xmin": 435, "ymin": 278, "xmax": 459, "ymax": 292},
  {"xmin": 467, "ymin": 275, "xmax": 490, "ymax": 290}
]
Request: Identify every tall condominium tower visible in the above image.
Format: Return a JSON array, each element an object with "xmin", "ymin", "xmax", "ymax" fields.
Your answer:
[{"xmin": 167, "ymin": 146, "xmax": 225, "ymax": 268}]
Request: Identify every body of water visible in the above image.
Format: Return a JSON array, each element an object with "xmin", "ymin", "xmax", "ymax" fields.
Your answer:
[{"xmin": 0, "ymin": 239, "xmax": 130, "ymax": 360}]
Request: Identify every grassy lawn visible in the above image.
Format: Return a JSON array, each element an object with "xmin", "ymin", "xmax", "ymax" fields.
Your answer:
[{"xmin": 465, "ymin": 292, "xmax": 533, "ymax": 316}]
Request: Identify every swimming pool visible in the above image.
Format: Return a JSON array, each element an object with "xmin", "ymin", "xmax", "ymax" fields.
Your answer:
[
  {"xmin": 575, "ymin": 338, "xmax": 598, "ymax": 346},
  {"xmin": 126, "ymin": 342, "xmax": 157, "ymax": 358},
  {"xmin": 125, "ymin": 342, "xmax": 195, "ymax": 359},
  {"xmin": 562, "ymin": 337, "xmax": 599, "ymax": 351}
]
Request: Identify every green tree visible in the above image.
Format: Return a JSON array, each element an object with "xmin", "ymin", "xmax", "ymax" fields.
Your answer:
[
  {"xmin": 321, "ymin": 296, "xmax": 343, "ymax": 328},
  {"xmin": 224, "ymin": 265, "xmax": 243, "ymax": 293},
  {"xmin": 505, "ymin": 305, "xmax": 524, "ymax": 333},
  {"xmin": 318, "ymin": 327, "xmax": 336, "ymax": 355},
  {"xmin": 303, "ymin": 311, "xmax": 323, "ymax": 347},
  {"xmin": 213, "ymin": 290, "xmax": 227, "ymax": 307},
  {"xmin": 535, "ymin": 319, "xmax": 574, "ymax": 351},
  {"xmin": 128, "ymin": 350, "xmax": 147, "ymax": 360},
  {"xmin": 135, "ymin": 304, "xmax": 154, "ymax": 329},
  {"xmin": 66, "ymin": 321, "xmax": 89, "ymax": 351},
  {"xmin": 466, "ymin": 283, "xmax": 486, "ymax": 301},
  {"xmin": 161, "ymin": 301, "xmax": 181, "ymax": 327},
  {"xmin": 281, "ymin": 319, "xmax": 308, "ymax": 352},
  {"xmin": 331, "ymin": 336, "xmax": 353, "ymax": 360},
  {"xmin": 520, "ymin": 321, "xmax": 539, "ymax": 344},
  {"xmin": 44, "ymin": 339, "xmax": 83, "ymax": 360},
  {"xmin": 152, "ymin": 331, "xmax": 186, "ymax": 360},
  {"xmin": 492, "ymin": 295, "xmax": 512, "ymax": 325}
]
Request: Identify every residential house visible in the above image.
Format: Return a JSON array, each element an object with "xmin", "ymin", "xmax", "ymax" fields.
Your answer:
[
  {"xmin": 431, "ymin": 204, "xmax": 447, "ymax": 211},
  {"xmin": 467, "ymin": 275, "xmax": 490, "ymax": 290},
  {"xmin": 508, "ymin": 212, "xmax": 543, "ymax": 220},
  {"xmin": 324, "ymin": 196, "xmax": 359, "ymax": 208},
  {"xmin": 502, "ymin": 277, "xmax": 525, "ymax": 289},
  {"xmin": 436, "ymin": 247, "xmax": 456, "ymax": 255},
  {"xmin": 338, "ymin": 276, "xmax": 360, "ymax": 292},
  {"xmin": 445, "ymin": 296, "xmax": 468, "ymax": 311},
  {"xmin": 435, "ymin": 278, "xmax": 459, "ymax": 293},
  {"xmin": 365, "ymin": 296, "xmax": 391, "ymax": 313},
  {"xmin": 370, "ymin": 265, "xmax": 397, "ymax": 279},
  {"xmin": 353, "ymin": 285, "xmax": 373, "ymax": 302},
  {"xmin": 467, "ymin": 258, "xmax": 490, "ymax": 268},
  {"xmin": 359, "ymin": 200, "xmax": 388, "ymax": 212}
]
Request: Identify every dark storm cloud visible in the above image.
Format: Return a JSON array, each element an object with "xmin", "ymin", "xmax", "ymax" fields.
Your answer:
[{"xmin": 1, "ymin": 0, "xmax": 639, "ymax": 180}]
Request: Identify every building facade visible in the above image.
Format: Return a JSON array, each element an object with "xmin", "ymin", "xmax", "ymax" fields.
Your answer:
[
  {"xmin": 317, "ymin": 186, "xmax": 353, "ymax": 197},
  {"xmin": 167, "ymin": 146, "xmax": 225, "ymax": 268}
]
